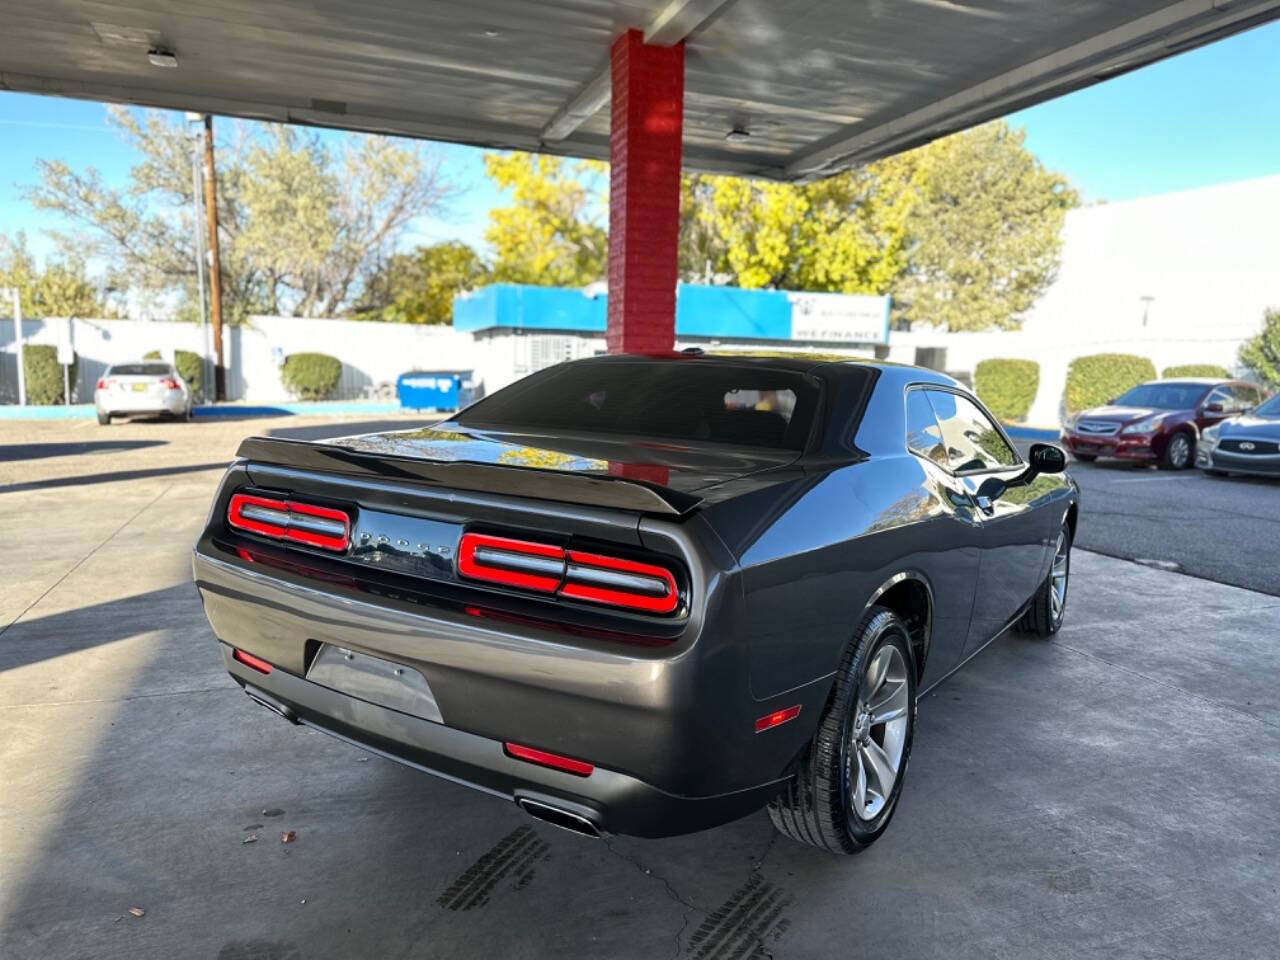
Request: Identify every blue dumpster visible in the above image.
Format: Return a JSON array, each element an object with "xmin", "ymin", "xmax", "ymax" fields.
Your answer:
[{"xmin": 396, "ymin": 371, "xmax": 473, "ymax": 411}]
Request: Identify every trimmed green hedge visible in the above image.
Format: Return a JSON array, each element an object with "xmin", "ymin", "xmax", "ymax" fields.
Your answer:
[
  {"xmin": 280, "ymin": 352, "xmax": 342, "ymax": 401},
  {"xmin": 974, "ymin": 358, "xmax": 1040, "ymax": 422},
  {"xmin": 23, "ymin": 344, "xmax": 78, "ymax": 405},
  {"xmin": 144, "ymin": 348, "xmax": 204, "ymax": 395},
  {"xmin": 1064, "ymin": 353, "xmax": 1156, "ymax": 416},
  {"xmin": 1161, "ymin": 363, "xmax": 1230, "ymax": 379}
]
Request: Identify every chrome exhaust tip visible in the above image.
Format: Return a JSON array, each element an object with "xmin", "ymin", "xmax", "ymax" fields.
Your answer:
[
  {"xmin": 244, "ymin": 686, "xmax": 298, "ymax": 724},
  {"xmin": 515, "ymin": 797, "xmax": 602, "ymax": 839}
]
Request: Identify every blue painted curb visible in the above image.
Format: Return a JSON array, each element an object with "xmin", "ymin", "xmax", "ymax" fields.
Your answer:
[{"xmin": 0, "ymin": 401, "xmax": 412, "ymax": 421}]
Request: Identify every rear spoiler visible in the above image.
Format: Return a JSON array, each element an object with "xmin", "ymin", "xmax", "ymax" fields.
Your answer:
[{"xmin": 235, "ymin": 436, "xmax": 701, "ymax": 517}]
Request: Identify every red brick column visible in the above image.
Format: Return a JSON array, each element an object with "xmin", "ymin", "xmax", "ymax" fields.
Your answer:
[{"xmin": 607, "ymin": 29, "xmax": 684, "ymax": 354}]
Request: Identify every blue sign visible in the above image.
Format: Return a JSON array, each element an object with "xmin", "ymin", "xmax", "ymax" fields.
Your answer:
[{"xmin": 453, "ymin": 283, "xmax": 890, "ymax": 345}]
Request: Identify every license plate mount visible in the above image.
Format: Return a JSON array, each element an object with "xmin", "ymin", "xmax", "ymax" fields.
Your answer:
[{"xmin": 305, "ymin": 644, "xmax": 442, "ymax": 722}]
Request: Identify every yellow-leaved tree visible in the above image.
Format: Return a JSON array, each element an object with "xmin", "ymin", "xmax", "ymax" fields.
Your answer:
[{"xmin": 484, "ymin": 153, "xmax": 608, "ymax": 287}]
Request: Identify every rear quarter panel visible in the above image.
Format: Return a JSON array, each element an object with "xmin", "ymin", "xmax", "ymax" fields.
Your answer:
[{"xmin": 700, "ymin": 455, "xmax": 979, "ymax": 699}]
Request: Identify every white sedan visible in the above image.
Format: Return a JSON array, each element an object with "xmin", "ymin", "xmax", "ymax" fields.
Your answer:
[{"xmin": 95, "ymin": 361, "xmax": 193, "ymax": 425}]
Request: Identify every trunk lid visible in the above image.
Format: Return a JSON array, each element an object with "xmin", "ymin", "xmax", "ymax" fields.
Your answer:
[{"xmin": 237, "ymin": 423, "xmax": 800, "ymax": 517}]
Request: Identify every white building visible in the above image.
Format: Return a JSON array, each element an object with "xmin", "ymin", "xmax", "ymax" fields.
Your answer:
[{"xmin": 887, "ymin": 173, "xmax": 1280, "ymax": 423}]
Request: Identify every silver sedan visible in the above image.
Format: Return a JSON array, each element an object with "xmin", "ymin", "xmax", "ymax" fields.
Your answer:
[{"xmin": 95, "ymin": 361, "xmax": 193, "ymax": 425}]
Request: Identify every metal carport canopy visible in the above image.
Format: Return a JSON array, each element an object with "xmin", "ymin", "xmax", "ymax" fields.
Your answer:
[{"xmin": 3, "ymin": 0, "xmax": 1278, "ymax": 180}]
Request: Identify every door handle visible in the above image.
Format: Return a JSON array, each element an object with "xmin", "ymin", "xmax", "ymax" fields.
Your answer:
[{"xmin": 975, "ymin": 495, "xmax": 995, "ymax": 515}]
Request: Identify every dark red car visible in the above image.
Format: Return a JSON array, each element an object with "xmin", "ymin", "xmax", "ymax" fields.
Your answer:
[{"xmin": 1063, "ymin": 378, "xmax": 1269, "ymax": 469}]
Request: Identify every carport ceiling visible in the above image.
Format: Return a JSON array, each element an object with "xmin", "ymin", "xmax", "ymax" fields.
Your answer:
[{"xmin": 2, "ymin": 0, "xmax": 1278, "ymax": 180}]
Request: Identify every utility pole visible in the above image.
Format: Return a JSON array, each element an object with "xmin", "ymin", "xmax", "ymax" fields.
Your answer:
[
  {"xmin": 188, "ymin": 117, "xmax": 212, "ymax": 403},
  {"xmin": 202, "ymin": 115, "xmax": 227, "ymax": 400}
]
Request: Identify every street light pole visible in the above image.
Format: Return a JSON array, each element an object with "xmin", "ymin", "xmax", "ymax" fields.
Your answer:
[
  {"xmin": 202, "ymin": 115, "xmax": 227, "ymax": 401},
  {"xmin": 188, "ymin": 120, "xmax": 212, "ymax": 403}
]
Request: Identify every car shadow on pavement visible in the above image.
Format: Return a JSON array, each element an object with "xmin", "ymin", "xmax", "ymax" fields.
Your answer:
[
  {"xmin": 0, "ymin": 440, "xmax": 167, "ymax": 463},
  {"xmin": 0, "ymin": 583, "xmax": 198, "ymax": 674},
  {"xmin": 0, "ymin": 462, "xmax": 229, "ymax": 495}
]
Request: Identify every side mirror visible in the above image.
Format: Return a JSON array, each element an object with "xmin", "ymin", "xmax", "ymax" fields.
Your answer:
[
  {"xmin": 1028, "ymin": 442, "xmax": 1067, "ymax": 474},
  {"xmin": 975, "ymin": 443, "xmax": 1067, "ymax": 502},
  {"xmin": 1204, "ymin": 401, "xmax": 1224, "ymax": 414}
]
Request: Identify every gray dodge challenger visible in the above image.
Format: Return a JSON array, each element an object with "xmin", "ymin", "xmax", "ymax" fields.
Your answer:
[{"xmin": 193, "ymin": 354, "xmax": 1077, "ymax": 853}]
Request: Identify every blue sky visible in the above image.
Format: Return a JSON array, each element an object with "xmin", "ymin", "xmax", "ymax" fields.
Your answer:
[{"xmin": 1, "ymin": 19, "xmax": 1278, "ymax": 269}]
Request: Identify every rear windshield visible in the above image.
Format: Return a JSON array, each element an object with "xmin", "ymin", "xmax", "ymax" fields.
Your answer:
[
  {"xmin": 1113, "ymin": 382, "xmax": 1210, "ymax": 409},
  {"xmin": 457, "ymin": 361, "xmax": 820, "ymax": 451},
  {"xmin": 108, "ymin": 363, "xmax": 173, "ymax": 376}
]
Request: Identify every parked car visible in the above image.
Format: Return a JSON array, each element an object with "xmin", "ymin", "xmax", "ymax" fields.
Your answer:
[
  {"xmin": 94, "ymin": 361, "xmax": 193, "ymax": 425},
  {"xmin": 1061, "ymin": 378, "xmax": 1267, "ymax": 469},
  {"xmin": 193, "ymin": 355, "xmax": 1077, "ymax": 853},
  {"xmin": 1196, "ymin": 391, "xmax": 1280, "ymax": 479}
]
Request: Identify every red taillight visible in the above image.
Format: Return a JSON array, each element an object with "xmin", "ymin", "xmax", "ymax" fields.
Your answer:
[
  {"xmin": 227, "ymin": 492, "xmax": 350, "ymax": 552},
  {"xmin": 456, "ymin": 532, "xmax": 680, "ymax": 614},
  {"xmin": 232, "ymin": 648, "xmax": 273, "ymax": 674},
  {"xmin": 95, "ymin": 378, "xmax": 107, "ymax": 390},
  {"xmin": 458, "ymin": 533, "xmax": 565, "ymax": 593},
  {"xmin": 162, "ymin": 376, "xmax": 181, "ymax": 390},
  {"xmin": 561, "ymin": 550, "xmax": 679, "ymax": 614},
  {"xmin": 754, "ymin": 704, "xmax": 802, "ymax": 733},
  {"xmin": 504, "ymin": 742, "xmax": 593, "ymax": 777}
]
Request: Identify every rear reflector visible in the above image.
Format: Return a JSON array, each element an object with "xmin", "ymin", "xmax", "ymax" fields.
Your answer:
[
  {"xmin": 504, "ymin": 742, "xmax": 594, "ymax": 777},
  {"xmin": 754, "ymin": 704, "xmax": 802, "ymax": 733},
  {"xmin": 457, "ymin": 532, "xmax": 680, "ymax": 614},
  {"xmin": 232, "ymin": 648, "xmax": 273, "ymax": 674},
  {"xmin": 228, "ymin": 492, "xmax": 350, "ymax": 552}
]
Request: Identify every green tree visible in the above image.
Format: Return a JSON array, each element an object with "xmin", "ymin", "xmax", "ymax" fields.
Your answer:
[
  {"xmin": 892, "ymin": 122, "xmax": 1077, "ymax": 331},
  {"xmin": 484, "ymin": 153, "xmax": 608, "ymax": 286},
  {"xmin": 356, "ymin": 242, "xmax": 490, "ymax": 324},
  {"xmin": 24, "ymin": 106, "xmax": 456, "ymax": 321},
  {"xmin": 682, "ymin": 159, "xmax": 916, "ymax": 293},
  {"xmin": 0, "ymin": 232, "xmax": 110, "ymax": 317},
  {"xmin": 1239, "ymin": 307, "xmax": 1280, "ymax": 391}
]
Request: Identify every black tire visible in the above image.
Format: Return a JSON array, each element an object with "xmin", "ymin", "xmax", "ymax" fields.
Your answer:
[
  {"xmin": 1160, "ymin": 432, "xmax": 1193, "ymax": 470},
  {"xmin": 768, "ymin": 607, "xmax": 917, "ymax": 854},
  {"xmin": 1019, "ymin": 521, "xmax": 1071, "ymax": 637},
  {"xmin": 1072, "ymin": 453, "xmax": 1097, "ymax": 463},
  {"xmin": 96, "ymin": 411, "xmax": 111, "ymax": 426},
  {"xmin": 1204, "ymin": 468, "xmax": 1228, "ymax": 477}
]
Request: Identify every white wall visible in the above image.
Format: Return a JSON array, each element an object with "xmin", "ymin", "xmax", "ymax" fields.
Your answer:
[{"xmin": 1, "ymin": 315, "xmax": 477, "ymax": 404}]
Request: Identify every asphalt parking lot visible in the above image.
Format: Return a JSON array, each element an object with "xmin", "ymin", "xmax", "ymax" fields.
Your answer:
[
  {"xmin": 3, "ymin": 418, "xmax": 1280, "ymax": 959},
  {"xmin": 1067, "ymin": 457, "xmax": 1279, "ymax": 596}
]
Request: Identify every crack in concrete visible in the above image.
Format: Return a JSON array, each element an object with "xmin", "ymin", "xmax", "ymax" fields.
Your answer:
[
  {"xmin": 0, "ymin": 482, "xmax": 174, "ymax": 639},
  {"xmin": 603, "ymin": 836, "xmax": 703, "ymax": 958},
  {"xmin": 1053, "ymin": 639, "xmax": 1280, "ymax": 733}
]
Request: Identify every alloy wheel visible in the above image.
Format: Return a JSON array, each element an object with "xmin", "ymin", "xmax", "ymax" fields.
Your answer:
[
  {"xmin": 848, "ymin": 644, "xmax": 910, "ymax": 821},
  {"xmin": 1168, "ymin": 434, "xmax": 1191, "ymax": 468},
  {"xmin": 1050, "ymin": 529, "xmax": 1069, "ymax": 623}
]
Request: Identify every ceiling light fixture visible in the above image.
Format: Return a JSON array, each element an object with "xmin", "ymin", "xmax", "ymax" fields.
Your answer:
[{"xmin": 147, "ymin": 47, "xmax": 178, "ymax": 68}]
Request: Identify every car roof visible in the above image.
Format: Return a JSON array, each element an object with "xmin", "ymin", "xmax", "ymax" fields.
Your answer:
[{"xmin": 600, "ymin": 351, "xmax": 962, "ymax": 388}]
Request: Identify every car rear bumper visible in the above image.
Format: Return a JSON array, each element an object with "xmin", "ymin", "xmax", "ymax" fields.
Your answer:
[
  {"xmin": 193, "ymin": 542, "xmax": 824, "ymax": 837},
  {"xmin": 96, "ymin": 390, "xmax": 187, "ymax": 415},
  {"xmin": 1062, "ymin": 433, "xmax": 1157, "ymax": 460},
  {"xmin": 220, "ymin": 642, "xmax": 786, "ymax": 838}
]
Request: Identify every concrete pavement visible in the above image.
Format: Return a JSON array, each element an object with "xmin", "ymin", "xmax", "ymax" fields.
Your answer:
[{"xmin": 2, "ymin": 421, "xmax": 1279, "ymax": 959}]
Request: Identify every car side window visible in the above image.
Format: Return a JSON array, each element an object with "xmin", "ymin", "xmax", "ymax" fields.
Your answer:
[
  {"xmin": 925, "ymin": 390, "xmax": 1020, "ymax": 473},
  {"xmin": 904, "ymin": 389, "xmax": 948, "ymax": 466},
  {"xmin": 1205, "ymin": 386, "xmax": 1232, "ymax": 411},
  {"xmin": 1230, "ymin": 385, "xmax": 1257, "ymax": 412}
]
